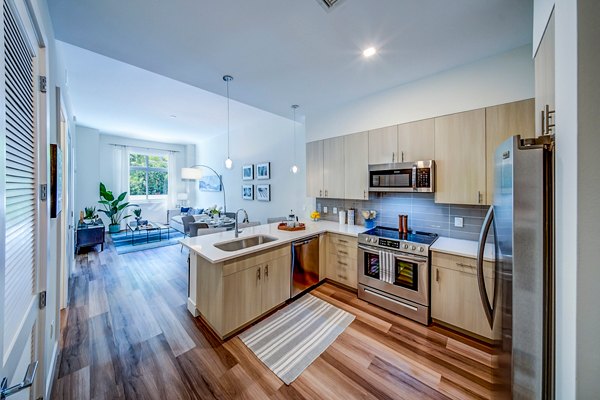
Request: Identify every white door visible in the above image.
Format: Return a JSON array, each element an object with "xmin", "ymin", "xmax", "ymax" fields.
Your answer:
[{"xmin": 0, "ymin": 0, "xmax": 42, "ymax": 398}]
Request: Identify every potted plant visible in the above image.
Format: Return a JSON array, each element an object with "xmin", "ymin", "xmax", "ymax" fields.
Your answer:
[
  {"xmin": 98, "ymin": 182, "xmax": 137, "ymax": 234},
  {"xmin": 83, "ymin": 206, "xmax": 97, "ymax": 224},
  {"xmin": 133, "ymin": 208, "xmax": 142, "ymax": 225},
  {"xmin": 362, "ymin": 210, "xmax": 378, "ymax": 229}
]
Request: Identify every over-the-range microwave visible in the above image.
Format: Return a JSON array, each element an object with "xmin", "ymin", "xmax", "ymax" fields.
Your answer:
[{"xmin": 368, "ymin": 160, "xmax": 435, "ymax": 193}]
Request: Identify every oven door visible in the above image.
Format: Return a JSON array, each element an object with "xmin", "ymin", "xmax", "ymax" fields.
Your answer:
[{"xmin": 358, "ymin": 244, "xmax": 429, "ymax": 306}]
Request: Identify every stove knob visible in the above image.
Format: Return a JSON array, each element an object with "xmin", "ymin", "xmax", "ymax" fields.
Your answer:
[
  {"xmin": 419, "ymin": 247, "xmax": 425, "ymax": 252},
  {"xmin": 403, "ymin": 243, "xmax": 409, "ymax": 249},
  {"xmin": 411, "ymin": 245, "xmax": 416, "ymax": 250}
]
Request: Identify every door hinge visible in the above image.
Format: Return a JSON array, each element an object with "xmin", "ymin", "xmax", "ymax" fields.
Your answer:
[
  {"xmin": 40, "ymin": 184, "xmax": 47, "ymax": 201},
  {"xmin": 39, "ymin": 75, "xmax": 47, "ymax": 93},
  {"xmin": 39, "ymin": 291, "xmax": 46, "ymax": 309}
]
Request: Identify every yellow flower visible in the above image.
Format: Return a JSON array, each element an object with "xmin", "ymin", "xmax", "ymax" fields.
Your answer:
[{"xmin": 310, "ymin": 211, "xmax": 321, "ymax": 220}]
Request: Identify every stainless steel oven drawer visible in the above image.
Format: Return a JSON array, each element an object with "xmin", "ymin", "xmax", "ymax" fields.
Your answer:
[{"xmin": 358, "ymin": 284, "xmax": 430, "ymax": 325}]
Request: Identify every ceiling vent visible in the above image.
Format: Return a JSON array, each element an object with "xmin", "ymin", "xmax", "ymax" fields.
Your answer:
[{"xmin": 316, "ymin": 0, "xmax": 345, "ymax": 12}]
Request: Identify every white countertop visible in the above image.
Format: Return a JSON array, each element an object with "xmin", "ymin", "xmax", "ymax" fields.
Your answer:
[
  {"xmin": 431, "ymin": 237, "xmax": 496, "ymax": 262},
  {"xmin": 181, "ymin": 220, "xmax": 366, "ymax": 264}
]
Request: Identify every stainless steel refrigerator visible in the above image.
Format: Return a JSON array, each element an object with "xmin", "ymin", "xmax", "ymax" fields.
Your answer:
[{"xmin": 476, "ymin": 135, "xmax": 554, "ymax": 399}]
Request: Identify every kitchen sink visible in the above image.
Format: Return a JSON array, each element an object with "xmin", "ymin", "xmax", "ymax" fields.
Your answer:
[{"xmin": 214, "ymin": 235, "xmax": 278, "ymax": 252}]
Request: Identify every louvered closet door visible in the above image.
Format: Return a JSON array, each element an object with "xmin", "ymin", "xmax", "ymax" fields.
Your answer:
[{"xmin": 1, "ymin": 0, "xmax": 40, "ymax": 394}]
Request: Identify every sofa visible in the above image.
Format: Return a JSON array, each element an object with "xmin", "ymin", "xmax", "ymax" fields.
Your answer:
[{"xmin": 167, "ymin": 208, "xmax": 205, "ymax": 233}]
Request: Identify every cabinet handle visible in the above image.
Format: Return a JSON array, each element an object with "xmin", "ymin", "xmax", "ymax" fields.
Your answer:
[
  {"xmin": 456, "ymin": 262, "xmax": 475, "ymax": 270},
  {"xmin": 338, "ymin": 261, "xmax": 348, "ymax": 266},
  {"xmin": 392, "ymin": 152, "xmax": 395, "ymax": 163},
  {"xmin": 257, "ymin": 267, "xmax": 261, "ymax": 281},
  {"xmin": 325, "ymin": 190, "xmax": 328, "ymax": 197},
  {"xmin": 338, "ymin": 250, "xmax": 348, "ymax": 255},
  {"xmin": 337, "ymin": 239, "xmax": 348, "ymax": 244},
  {"xmin": 477, "ymin": 191, "xmax": 482, "ymax": 204},
  {"xmin": 401, "ymin": 151, "xmax": 404, "ymax": 163},
  {"xmin": 320, "ymin": 190, "xmax": 322, "ymax": 197},
  {"xmin": 364, "ymin": 190, "xmax": 367, "ymax": 199},
  {"xmin": 265, "ymin": 264, "xmax": 269, "ymax": 277}
]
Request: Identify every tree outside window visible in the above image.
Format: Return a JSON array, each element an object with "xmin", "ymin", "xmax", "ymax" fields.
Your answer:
[{"xmin": 129, "ymin": 153, "xmax": 168, "ymax": 200}]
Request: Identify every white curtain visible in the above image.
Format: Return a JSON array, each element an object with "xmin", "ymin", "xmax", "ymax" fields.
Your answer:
[
  {"xmin": 112, "ymin": 145, "xmax": 130, "ymax": 228},
  {"xmin": 167, "ymin": 151, "xmax": 177, "ymax": 209}
]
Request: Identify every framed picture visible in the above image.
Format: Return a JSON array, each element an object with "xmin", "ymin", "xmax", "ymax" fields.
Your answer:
[
  {"xmin": 256, "ymin": 162, "xmax": 270, "ymax": 180},
  {"xmin": 242, "ymin": 184, "xmax": 254, "ymax": 200},
  {"xmin": 50, "ymin": 144, "xmax": 63, "ymax": 218},
  {"xmin": 242, "ymin": 164, "xmax": 254, "ymax": 180},
  {"xmin": 256, "ymin": 184, "xmax": 271, "ymax": 202},
  {"xmin": 199, "ymin": 174, "xmax": 222, "ymax": 192}
]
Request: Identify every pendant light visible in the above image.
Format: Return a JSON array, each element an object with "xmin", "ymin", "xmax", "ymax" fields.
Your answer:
[
  {"xmin": 290, "ymin": 104, "xmax": 299, "ymax": 174},
  {"xmin": 223, "ymin": 75, "xmax": 234, "ymax": 169}
]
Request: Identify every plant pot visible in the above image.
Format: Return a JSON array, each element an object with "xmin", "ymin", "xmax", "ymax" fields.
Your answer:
[
  {"xmin": 108, "ymin": 224, "xmax": 121, "ymax": 234},
  {"xmin": 364, "ymin": 219, "xmax": 376, "ymax": 229}
]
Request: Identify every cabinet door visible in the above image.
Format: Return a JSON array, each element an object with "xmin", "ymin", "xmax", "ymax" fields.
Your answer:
[
  {"xmin": 261, "ymin": 255, "xmax": 291, "ymax": 313},
  {"xmin": 368, "ymin": 125, "xmax": 398, "ymax": 164},
  {"xmin": 534, "ymin": 12, "xmax": 555, "ymax": 136},
  {"xmin": 344, "ymin": 131, "xmax": 369, "ymax": 200},
  {"xmin": 397, "ymin": 118, "xmax": 434, "ymax": 162},
  {"xmin": 323, "ymin": 136, "xmax": 345, "ymax": 198},
  {"xmin": 223, "ymin": 265, "xmax": 263, "ymax": 335},
  {"xmin": 485, "ymin": 99, "xmax": 535, "ymax": 204},
  {"xmin": 306, "ymin": 140, "xmax": 324, "ymax": 197},
  {"xmin": 434, "ymin": 109, "xmax": 486, "ymax": 205}
]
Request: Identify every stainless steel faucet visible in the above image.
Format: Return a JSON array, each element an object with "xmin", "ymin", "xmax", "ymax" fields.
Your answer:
[{"xmin": 234, "ymin": 208, "xmax": 249, "ymax": 238}]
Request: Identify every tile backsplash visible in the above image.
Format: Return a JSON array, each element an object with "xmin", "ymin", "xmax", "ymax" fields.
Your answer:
[{"xmin": 316, "ymin": 193, "xmax": 488, "ymax": 242}]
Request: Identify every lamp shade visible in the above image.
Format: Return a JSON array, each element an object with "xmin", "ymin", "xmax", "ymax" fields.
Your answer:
[{"xmin": 181, "ymin": 167, "xmax": 203, "ymax": 180}]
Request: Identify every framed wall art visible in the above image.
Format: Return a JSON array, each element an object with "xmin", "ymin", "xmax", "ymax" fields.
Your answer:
[
  {"xmin": 242, "ymin": 164, "xmax": 254, "ymax": 180},
  {"xmin": 256, "ymin": 184, "xmax": 271, "ymax": 202},
  {"xmin": 242, "ymin": 184, "xmax": 254, "ymax": 200},
  {"xmin": 256, "ymin": 162, "xmax": 270, "ymax": 180}
]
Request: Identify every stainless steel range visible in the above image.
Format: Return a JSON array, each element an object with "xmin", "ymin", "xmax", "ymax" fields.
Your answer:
[{"xmin": 358, "ymin": 226, "xmax": 438, "ymax": 325}]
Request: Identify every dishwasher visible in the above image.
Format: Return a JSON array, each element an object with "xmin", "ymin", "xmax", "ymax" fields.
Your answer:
[{"xmin": 291, "ymin": 235, "xmax": 320, "ymax": 297}]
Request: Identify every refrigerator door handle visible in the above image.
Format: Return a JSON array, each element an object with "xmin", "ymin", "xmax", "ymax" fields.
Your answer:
[{"xmin": 477, "ymin": 206, "xmax": 495, "ymax": 328}]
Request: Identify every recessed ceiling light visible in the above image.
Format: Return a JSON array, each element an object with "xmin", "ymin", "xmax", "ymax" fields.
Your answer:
[{"xmin": 363, "ymin": 47, "xmax": 377, "ymax": 58}]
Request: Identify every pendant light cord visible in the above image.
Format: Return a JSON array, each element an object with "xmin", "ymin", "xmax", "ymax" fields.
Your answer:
[
  {"xmin": 226, "ymin": 79, "xmax": 230, "ymax": 159},
  {"xmin": 293, "ymin": 106, "xmax": 297, "ymax": 165}
]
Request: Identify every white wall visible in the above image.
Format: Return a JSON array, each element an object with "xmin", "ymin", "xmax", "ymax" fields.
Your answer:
[
  {"xmin": 74, "ymin": 127, "xmax": 193, "ymax": 225},
  {"xmin": 553, "ymin": 0, "xmax": 600, "ymax": 397},
  {"xmin": 193, "ymin": 114, "xmax": 307, "ymax": 223},
  {"xmin": 533, "ymin": 0, "xmax": 555, "ymax": 55},
  {"xmin": 306, "ymin": 45, "xmax": 534, "ymax": 142}
]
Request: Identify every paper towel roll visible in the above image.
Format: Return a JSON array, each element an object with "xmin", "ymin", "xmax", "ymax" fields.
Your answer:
[{"xmin": 339, "ymin": 210, "xmax": 346, "ymax": 224}]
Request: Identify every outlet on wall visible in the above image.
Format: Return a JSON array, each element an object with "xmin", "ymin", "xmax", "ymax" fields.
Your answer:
[
  {"xmin": 323, "ymin": 206, "xmax": 328, "ymax": 214},
  {"xmin": 454, "ymin": 217, "xmax": 464, "ymax": 228},
  {"xmin": 333, "ymin": 207, "xmax": 338, "ymax": 214}
]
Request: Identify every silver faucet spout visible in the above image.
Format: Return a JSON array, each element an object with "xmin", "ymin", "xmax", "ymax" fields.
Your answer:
[{"xmin": 234, "ymin": 208, "xmax": 248, "ymax": 238}]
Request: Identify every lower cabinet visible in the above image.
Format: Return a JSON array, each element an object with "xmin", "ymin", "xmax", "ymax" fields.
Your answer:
[
  {"xmin": 194, "ymin": 245, "xmax": 291, "ymax": 339},
  {"xmin": 326, "ymin": 233, "xmax": 358, "ymax": 289},
  {"xmin": 431, "ymin": 251, "xmax": 501, "ymax": 341}
]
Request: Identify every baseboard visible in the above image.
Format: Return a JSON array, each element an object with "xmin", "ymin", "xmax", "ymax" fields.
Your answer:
[
  {"xmin": 45, "ymin": 340, "xmax": 59, "ymax": 399},
  {"xmin": 187, "ymin": 298, "xmax": 200, "ymax": 317}
]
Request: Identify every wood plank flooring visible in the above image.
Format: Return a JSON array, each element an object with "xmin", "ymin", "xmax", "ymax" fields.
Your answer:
[{"xmin": 52, "ymin": 238, "xmax": 498, "ymax": 399}]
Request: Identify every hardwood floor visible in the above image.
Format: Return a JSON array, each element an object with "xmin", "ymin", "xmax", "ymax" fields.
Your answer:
[{"xmin": 52, "ymin": 238, "xmax": 498, "ymax": 399}]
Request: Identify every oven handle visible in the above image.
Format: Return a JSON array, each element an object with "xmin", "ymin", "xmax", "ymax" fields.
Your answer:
[
  {"xmin": 358, "ymin": 244, "xmax": 428, "ymax": 263},
  {"xmin": 364, "ymin": 288, "xmax": 418, "ymax": 311}
]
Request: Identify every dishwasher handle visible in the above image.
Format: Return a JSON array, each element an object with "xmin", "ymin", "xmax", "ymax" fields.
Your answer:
[{"xmin": 292, "ymin": 236, "xmax": 320, "ymax": 247}]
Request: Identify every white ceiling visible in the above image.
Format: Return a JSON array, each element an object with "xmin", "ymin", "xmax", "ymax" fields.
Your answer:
[{"xmin": 49, "ymin": 0, "xmax": 532, "ymax": 135}]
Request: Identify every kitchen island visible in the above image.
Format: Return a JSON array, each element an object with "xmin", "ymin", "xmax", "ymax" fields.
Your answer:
[{"xmin": 180, "ymin": 220, "xmax": 364, "ymax": 339}]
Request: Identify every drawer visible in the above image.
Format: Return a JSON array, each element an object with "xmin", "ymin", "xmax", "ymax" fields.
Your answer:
[
  {"xmin": 327, "ymin": 233, "xmax": 357, "ymax": 249},
  {"xmin": 431, "ymin": 251, "xmax": 495, "ymax": 279},
  {"xmin": 326, "ymin": 251, "xmax": 357, "ymax": 289}
]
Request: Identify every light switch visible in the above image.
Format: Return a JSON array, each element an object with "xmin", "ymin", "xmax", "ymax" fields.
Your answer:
[
  {"xmin": 333, "ymin": 207, "xmax": 338, "ymax": 214},
  {"xmin": 454, "ymin": 217, "xmax": 464, "ymax": 228},
  {"xmin": 323, "ymin": 206, "xmax": 328, "ymax": 214}
]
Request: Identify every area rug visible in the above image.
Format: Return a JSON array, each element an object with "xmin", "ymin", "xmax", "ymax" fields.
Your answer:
[
  {"xmin": 238, "ymin": 294, "xmax": 355, "ymax": 385},
  {"xmin": 110, "ymin": 228, "xmax": 184, "ymax": 254}
]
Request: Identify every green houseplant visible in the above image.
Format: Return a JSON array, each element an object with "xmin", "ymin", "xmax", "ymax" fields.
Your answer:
[{"xmin": 98, "ymin": 182, "xmax": 137, "ymax": 233}]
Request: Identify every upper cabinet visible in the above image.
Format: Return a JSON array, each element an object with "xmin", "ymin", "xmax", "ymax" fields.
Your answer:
[
  {"xmin": 534, "ymin": 11, "xmax": 555, "ymax": 136},
  {"xmin": 306, "ymin": 140, "xmax": 324, "ymax": 197},
  {"xmin": 434, "ymin": 109, "xmax": 486, "ymax": 205},
  {"xmin": 397, "ymin": 118, "xmax": 435, "ymax": 162},
  {"xmin": 323, "ymin": 136, "xmax": 345, "ymax": 199},
  {"xmin": 485, "ymin": 99, "xmax": 535, "ymax": 204},
  {"xmin": 344, "ymin": 131, "xmax": 369, "ymax": 200},
  {"xmin": 368, "ymin": 125, "xmax": 397, "ymax": 164}
]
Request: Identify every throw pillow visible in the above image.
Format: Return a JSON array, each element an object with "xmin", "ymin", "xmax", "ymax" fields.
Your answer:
[{"xmin": 181, "ymin": 207, "xmax": 191, "ymax": 215}]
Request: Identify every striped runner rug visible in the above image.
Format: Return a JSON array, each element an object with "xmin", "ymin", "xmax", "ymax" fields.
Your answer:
[{"xmin": 238, "ymin": 294, "xmax": 355, "ymax": 385}]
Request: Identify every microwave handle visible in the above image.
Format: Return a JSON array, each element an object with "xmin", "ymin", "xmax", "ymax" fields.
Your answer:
[{"xmin": 412, "ymin": 165, "xmax": 417, "ymax": 191}]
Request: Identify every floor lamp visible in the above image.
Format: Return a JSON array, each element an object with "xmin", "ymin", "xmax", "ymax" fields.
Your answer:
[{"xmin": 181, "ymin": 165, "xmax": 227, "ymax": 212}]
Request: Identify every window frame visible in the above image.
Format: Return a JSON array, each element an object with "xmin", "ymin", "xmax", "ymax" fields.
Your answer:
[{"xmin": 129, "ymin": 152, "xmax": 169, "ymax": 201}]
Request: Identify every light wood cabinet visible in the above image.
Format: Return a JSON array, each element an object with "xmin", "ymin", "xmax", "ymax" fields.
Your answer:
[
  {"xmin": 323, "ymin": 136, "xmax": 345, "ymax": 198},
  {"xmin": 434, "ymin": 109, "xmax": 486, "ymax": 205},
  {"xmin": 326, "ymin": 234, "xmax": 358, "ymax": 289},
  {"xmin": 368, "ymin": 125, "xmax": 398, "ymax": 164},
  {"xmin": 306, "ymin": 140, "xmax": 324, "ymax": 197},
  {"xmin": 485, "ymin": 99, "xmax": 535, "ymax": 204},
  {"xmin": 431, "ymin": 252, "xmax": 501, "ymax": 341},
  {"xmin": 397, "ymin": 118, "xmax": 435, "ymax": 162},
  {"xmin": 534, "ymin": 11, "xmax": 555, "ymax": 137},
  {"xmin": 344, "ymin": 131, "xmax": 369, "ymax": 200},
  {"xmin": 194, "ymin": 245, "xmax": 291, "ymax": 339}
]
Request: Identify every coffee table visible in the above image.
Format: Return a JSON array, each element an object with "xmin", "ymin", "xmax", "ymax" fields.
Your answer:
[{"xmin": 126, "ymin": 221, "xmax": 171, "ymax": 245}]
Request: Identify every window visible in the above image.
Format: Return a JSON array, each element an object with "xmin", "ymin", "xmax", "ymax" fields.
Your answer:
[{"xmin": 129, "ymin": 153, "xmax": 168, "ymax": 200}]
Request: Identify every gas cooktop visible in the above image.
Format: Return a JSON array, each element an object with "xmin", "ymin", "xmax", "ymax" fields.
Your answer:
[{"xmin": 358, "ymin": 226, "xmax": 438, "ymax": 255}]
